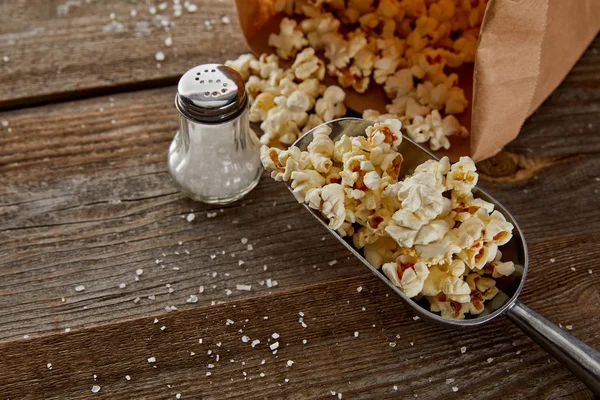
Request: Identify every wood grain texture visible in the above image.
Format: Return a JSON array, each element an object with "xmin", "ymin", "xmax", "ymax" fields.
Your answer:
[
  {"xmin": 1, "ymin": 272, "xmax": 598, "ymax": 400},
  {"xmin": 0, "ymin": 0, "xmax": 248, "ymax": 109}
]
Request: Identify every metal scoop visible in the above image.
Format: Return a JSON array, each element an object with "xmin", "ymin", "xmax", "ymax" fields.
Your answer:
[{"xmin": 287, "ymin": 118, "xmax": 600, "ymax": 394}]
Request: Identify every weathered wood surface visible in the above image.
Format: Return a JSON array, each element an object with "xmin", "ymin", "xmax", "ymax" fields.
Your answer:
[
  {"xmin": 1, "ymin": 273, "xmax": 598, "ymax": 400},
  {"xmin": 0, "ymin": 0, "xmax": 599, "ymax": 397},
  {"xmin": 0, "ymin": 0, "xmax": 247, "ymax": 109}
]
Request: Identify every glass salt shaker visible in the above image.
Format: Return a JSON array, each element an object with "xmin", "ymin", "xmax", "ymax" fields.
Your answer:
[{"xmin": 168, "ymin": 63, "xmax": 262, "ymax": 204}]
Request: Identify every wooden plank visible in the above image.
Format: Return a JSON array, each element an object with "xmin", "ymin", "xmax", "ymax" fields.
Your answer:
[
  {"xmin": 0, "ymin": 0, "xmax": 248, "ymax": 109},
  {"xmin": 1, "ymin": 67, "xmax": 600, "ymax": 344},
  {"xmin": 0, "ymin": 271, "xmax": 598, "ymax": 399}
]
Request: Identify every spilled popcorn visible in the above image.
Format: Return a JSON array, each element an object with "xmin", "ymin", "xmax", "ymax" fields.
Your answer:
[
  {"xmin": 261, "ymin": 119, "xmax": 517, "ymax": 319},
  {"xmin": 226, "ymin": 0, "xmax": 484, "ymax": 151}
]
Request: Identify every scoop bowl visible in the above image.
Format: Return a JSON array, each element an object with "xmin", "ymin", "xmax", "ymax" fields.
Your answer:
[{"xmin": 286, "ymin": 118, "xmax": 600, "ymax": 393}]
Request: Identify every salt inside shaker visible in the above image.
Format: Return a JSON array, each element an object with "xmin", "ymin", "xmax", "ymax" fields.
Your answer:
[{"xmin": 168, "ymin": 63, "xmax": 262, "ymax": 204}]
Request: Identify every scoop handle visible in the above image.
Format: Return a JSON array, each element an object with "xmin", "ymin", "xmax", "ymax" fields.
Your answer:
[{"xmin": 506, "ymin": 301, "xmax": 600, "ymax": 395}]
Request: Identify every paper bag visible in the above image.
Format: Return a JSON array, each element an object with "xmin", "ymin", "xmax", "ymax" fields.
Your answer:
[{"xmin": 234, "ymin": 0, "xmax": 600, "ymax": 161}]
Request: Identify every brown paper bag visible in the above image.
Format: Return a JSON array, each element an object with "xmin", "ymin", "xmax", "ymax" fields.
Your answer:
[{"xmin": 234, "ymin": 0, "xmax": 600, "ymax": 161}]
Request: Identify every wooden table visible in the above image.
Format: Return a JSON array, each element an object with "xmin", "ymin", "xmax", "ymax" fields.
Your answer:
[{"xmin": 1, "ymin": 1, "xmax": 598, "ymax": 399}]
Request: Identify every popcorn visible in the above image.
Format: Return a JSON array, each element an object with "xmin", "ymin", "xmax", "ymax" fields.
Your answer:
[
  {"xmin": 224, "ymin": 53, "xmax": 257, "ymax": 81},
  {"xmin": 249, "ymin": 92, "xmax": 276, "ymax": 123},
  {"xmin": 315, "ymin": 86, "xmax": 346, "ymax": 122},
  {"xmin": 446, "ymin": 156, "xmax": 478, "ymax": 194},
  {"xmin": 382, "ymin": 255, "xmax": 429, "ymax": 298},
  {"xmin": 291, "ymin": 48, "xmax": 325, "ymax": 81},
  {"xmin": 300, "ymin": 12, "xmax": 341, "ymax": 50},
  {"xmin": 307, "ymin": 125, "xmax": 335, "ymax": 173},
  {"xmin": 261, "ymin": 118, "xmax": 512, "ymax": 320},
  {"xmin": 363, "ymin": 237, "xmax": 398, "ymax": 268},
  {"xmin": 486, "ymin": 251, "xmax": 516, "ymax": 278},
  {"xmin": 268, "ymin": 18, "xmax": 309, "ymax": 60}
]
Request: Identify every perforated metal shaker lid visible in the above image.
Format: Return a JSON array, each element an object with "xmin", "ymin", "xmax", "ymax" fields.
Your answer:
[{"xmin": 175, "ymin": 63, "xmax": 247, "ymax": 124}]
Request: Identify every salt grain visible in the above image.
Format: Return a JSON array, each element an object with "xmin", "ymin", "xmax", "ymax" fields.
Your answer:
[
  {"xmin": 354, "ymin": 331, "xmax": 359, "ymax": 337},
  {"xmin": 236, "ymin": 284, "xmax": 252, "ymax": 291},
  {"xmin": 487, "ymin": 357, "xmax": 494, "ymax": 363},
  {"xmin": 238, "ymin": 260, "xmax": 245, "ymax": 266},
  {"xmin": 136, "ymin": 268, "xmax": 144, "ymax": 276},
  {"xmin": 119, "ymin": 283, "xmax": 126, "ymax": 289},
  {"xmin": 226, "ymin": 319, "xmax": 234, "ymax": 326},
  {"xmin": 149, "ymin": 6, "xmax": 157, "ymax": 14},
  {"xmin": 566, "ymin": 325, "xmax": 573, "ymax": 330},
  {"xmin": 221, "ymin": 16, "xmax": 230, "ymax": 24},
  {"xmin": 47, "ymin": 363, "xmax": 52, "ymax": 370},
  {"xmin": 185, "ymin": 212, "xmax": 194, "ymax": 222},
  {"xmin": 270, "ymin": 342, "xmax": 279, "ymax": 350},
  {"xmin": 328, "ymin": 260, "xmax": 338, "ymax": 266},
  {"xmin": 272, "ymin": 333, "xmax": 280, "ymax": 339},
  {"xmin": 91, "ymin": 385, "xmax": 101, "ymax": 394},
  {"xmin": 160, "ymin": 326, "xmax": 166, "ymax": 331},
  {"xmin": 125, "ymin": 375, "xmax": 131, "ymax": 381},
  {"xmin": 64, "ymin": 328, "xmax": 71, "ymax": 333},
  {"xmin": 286, "ymin": 360, "xmax": 294, "ymax": 367},
  {"xmin": 550, "ymin": 258, "xmax": 556, "ymax": 263},
  {"xmin": 241, "ymin": 238, "xmax": 248, "ymax": 244},
  {"xmin": 148, "ymin": 357, "xmax": 156, "ymax": 363},
  {"xmin": 251, "ymin": 339, "xmax": 260, "ymax": 348},
  {"xmin": 241, "ymin": 335, "xmax": 250, "ymax": 343},
  {"xmin": 187, "ymin": 4, "xmax": 198, "ymax": 12},
  {"xmin": 302, "ymin": 339, "xmax": 307, "ymax": 344},
  {"xmin": 389, "ymin": 342, "xmax": 396, "ymax": 347},
  {"xmin": 187, "ymin": 295, "xmax": 198, "ymax": 303},
  {"xmin": 460, "ymin": 346, "xmax": 467, "ymax": 354},
  {"xmin": 75, "ymin": 285, "xmax": 85, "ymax": 292},
  {"xmin": 175, "ymin": 394, "xmax": 181, "ymax": 399},
  {"xmin": 393, "ymin": 385, "xmax": 398, "ymax": 391},
  {"xmin": 452, "ymin": 386, "xmax": 459, "ymax": 392},
  {"xmin": 357, "ymin": 286, "xmax": 362, "ymax": 292},
  {"xmin": 154, "ymin": 318, "xmax": 159, "ymax": 324}
]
